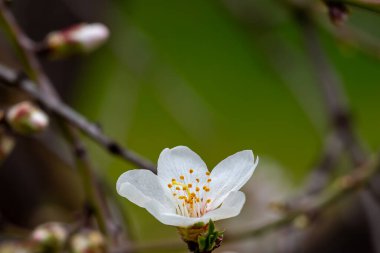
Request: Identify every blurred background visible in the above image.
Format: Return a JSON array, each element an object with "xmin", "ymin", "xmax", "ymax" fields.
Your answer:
[{"xmin": 1, "ymin": 0, "xmax": 380, "ymax": 252}]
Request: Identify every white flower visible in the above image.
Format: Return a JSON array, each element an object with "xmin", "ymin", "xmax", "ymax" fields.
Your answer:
[{"xmin": 117, "ymin": 146, "xmax": 258, "ymax": 227}]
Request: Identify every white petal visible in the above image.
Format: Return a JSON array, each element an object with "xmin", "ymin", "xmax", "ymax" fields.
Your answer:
[
  {"xmin": 208, "ymin": 150, "xmax": 258, "ymax": 209},
  {"xmin": 157, "ymin": 146, "xmax": 209, "ymax": 183},
  {"xmin": 116, "ymin": 169, "xmax": 173, "ymax": 210},
  {"xmin": 203, "ymin": 191, "xmax": 246, "ymax": 221},
  {"xmin": 145, "ymin": 199, "xmax": 210, "ymax": 227}
]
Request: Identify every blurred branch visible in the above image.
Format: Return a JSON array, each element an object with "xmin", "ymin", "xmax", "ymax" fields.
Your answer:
[
  {"xmin": 326, "ymin": 0, "xmax": 380, "ymax": 14},
  {"xmin": 0, "ymin": 63, "xmax": 155, "ymax": 172},
  {"xmin": 61, "ymin": 126, "xmax": 108, "ymax": 234},
  {"xmin": 303, "ymin": 132, "xmax": 343, "ymax": 195},
  {"xmin": 322, "ymin": 22, "xmax": 380, "ymax": 60},
  {"xmin": 298, "ymin": 11, "xmax": 366, "ymax": 167},
  {"xmin": 0, "ymin": 0, "xmax": 124, "ymax": 239},
  {"xmin": 227, "ymin": 152, "xmax": 379, "ymax": 240},
  {"xmin": 220, "ymin": 0, "xmax": 366, "ymax": 197},
  {"xmin": 0, "ymin": 0, "xmax": 56, "ymax": 98}
]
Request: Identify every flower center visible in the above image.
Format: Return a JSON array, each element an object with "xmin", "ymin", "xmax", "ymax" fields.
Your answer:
[{"xmin": 167, "ymin": 169, "xmax": 212, "ymax": 217}]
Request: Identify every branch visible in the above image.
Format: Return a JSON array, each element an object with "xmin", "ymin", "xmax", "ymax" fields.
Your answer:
[
  {"xmin": 0, "ymin": 63, "xmax": 155, "ymax": 171},
  {"xmin": 327, "ymin": 0, "xmax": 380, "ymax": 14},
  {"xmin": 321, "ymin": 21, "xmax": 380, "ymax": 60},
  {"xmin": 299, "ymin": 13, "xmax": 366, "ymax": 166},
  {"xmin": 0, "ymin": 1, "xmax": 150, "ymax": 240},
  {"xmin": 0, "ymin": 0, "xmax": 56, "ymax": 98}
]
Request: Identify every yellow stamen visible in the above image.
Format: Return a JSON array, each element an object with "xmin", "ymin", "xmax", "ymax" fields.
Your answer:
[
  {"xmin": 206, "ymin": 171, "xmax": 210, "ymax": 176},
  {"xmin": 168, "ymin": 184, "xmax": 172, "ymax": 188},
  {"xmin": 180, "ymin": 175, "xmax": 185, "ymax": 180},
  {"xmin": 207, "ymin": 178, "xmax": 212, "ymax": 183},
  {"xmin": 188, "ymin": 183, "xmax": 193, "ymax": 188},
  {"xmin": 189, "ymin": 169, "xmax": 194, "ymax": 174}
]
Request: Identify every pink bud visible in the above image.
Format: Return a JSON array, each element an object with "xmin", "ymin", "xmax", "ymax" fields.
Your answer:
[
  {"xmin": 30, "ymin": 222, "xmax": 68, "ymax": 252},
  {"xmin": 6, "ymin": 101, "xmax": 49, "ymax": 134},
  {"xmin": 47, "ymin": 23, "xmax": 109, "ymax": 57}
]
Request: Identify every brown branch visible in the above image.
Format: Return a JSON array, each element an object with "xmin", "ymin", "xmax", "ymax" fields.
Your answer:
[
  {"xmin": 325, "ymin": 0, "xmax": 380, "ymax": 14},
  {"xmin": 0, "ymin": 63, "xmax": 155, "ymax": 171},
  {"xmin": 0, "ymin": 0, "xmax": 56, "ymax": 98},
  {"xmin": 0, "ymin": 1, "xmax": 134, "ymax": 240},
  {"xmin": 297, "ymin": 12, "xmax": 366, "ymax": 166}
]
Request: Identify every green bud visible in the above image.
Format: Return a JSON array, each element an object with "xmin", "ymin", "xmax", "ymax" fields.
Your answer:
[{"xmin": 178, "ymin": 220, "xmax": 223, "ymax": 253}]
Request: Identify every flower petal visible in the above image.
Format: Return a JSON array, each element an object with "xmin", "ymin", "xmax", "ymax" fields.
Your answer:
[
  {"xmin": 144, "ymin": 199, "xmax": 209, "ymax": 227},
  {"xmin": 116, "ymin": 169, "xmax": 173, "ymax": 210},
  {"xmin": 157, "ymin": 146, "xmax": 209, "ymax": 184},
  {"xmin": 208, "ymin": 150, "xmax": 258, "ymax": 209},
  {"xmin": 203, "ymin": 191, "xmax": 246, "ymax": 221}
]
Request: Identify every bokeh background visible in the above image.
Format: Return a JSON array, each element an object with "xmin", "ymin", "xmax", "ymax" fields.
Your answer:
[{"xmin": 1, "ymin": 0, "xmax": 380, "ymax": 252}]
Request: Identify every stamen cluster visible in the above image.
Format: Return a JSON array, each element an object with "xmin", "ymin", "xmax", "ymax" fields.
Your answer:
[{"xmin": 167, "ymin": 169, "xmax": 212, "ymax": 217}]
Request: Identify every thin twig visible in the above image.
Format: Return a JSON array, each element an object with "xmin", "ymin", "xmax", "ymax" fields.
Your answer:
[
  {"xmin": 327, "ymin": 0, "xmax": 380, "ymax": 14},
  {"xmin": 298, "ymin": 12, "xmax": 366, "ymax": 166},
  {"xmin": 0, "ymin": 0, "xmax": 56, "ymax": 98},
  {"xmin": 0, "ymin": 1, "xmax": 113, "ymax": 238},
  {"xmin": 321, "ymin": 21, "xmax": 380, "ymax": 60},
  {"xmin": 0, "ymin": 63, "xmax": 155, "ymax": 171}
]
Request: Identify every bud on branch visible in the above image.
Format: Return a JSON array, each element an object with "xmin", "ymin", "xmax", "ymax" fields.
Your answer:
[
  {"xmin": 6, "ymin": 101, "xmax": 49, "ymax": 134},
  {"xmin": 45, "ymin": 23, "xmax": 109, "ymax": 59}
]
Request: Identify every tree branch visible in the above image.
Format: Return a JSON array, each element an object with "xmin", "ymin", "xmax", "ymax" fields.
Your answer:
[
  {"xmin": 0, "ymin": 1, "xmax": 144, "ymax": 240},
  {"xmin": 0, "ymin": 63, "xmax": 155, "ymax": 171}
]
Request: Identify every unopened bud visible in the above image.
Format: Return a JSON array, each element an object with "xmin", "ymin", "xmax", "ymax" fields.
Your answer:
[
  {"xmin": 70, "ymin": 230, "xmax": 106, "ymax": 253},
  {"xmin": 327, "ymin": 2, "xmax": 349, "ymax": 26},
  {"xmin": 178, "ymin": 220, "xmax": 223, "ymax": 253},
  {"xmin": 30, "ymin": 222, "xmax": 68, "ymax": 253},
  {"xmin": 46, "ymin": 23, "xmax": 109, "ymax": 58},
  {"xmin": 6, "ymin": 101, "xmax": 49, "ymax": 134},
  {"xmin": 0, "ymin": 129, "xmax": 15, "ymax": 162}
]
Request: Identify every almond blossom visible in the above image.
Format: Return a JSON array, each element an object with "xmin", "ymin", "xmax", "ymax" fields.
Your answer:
[{"xmin": 117, "ymin": 146, "xmax": 258, "ymax": 227}]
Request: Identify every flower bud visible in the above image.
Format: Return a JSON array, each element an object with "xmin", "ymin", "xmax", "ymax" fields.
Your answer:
[
  {"xmin": 30, "ymin": 222, "xmax": 68, "ymax": 253},
  {"xmin": 0, "ymin": 128, "xmax": 15, "ymax": 162},
  {"xmin": 327, "ymin": 2, "xmax": 349, "ymax": 26},
  {"xmin": 178, "ymin": 220, "xmax": 223, "ymax": 253},
  {"xmin": 46, "ymin": 23, "xmax": 109, "ymax": 58},
  {"xmin": 6, "ymin": 101, "xmax": 49, "ymax": 134},
  {"xmin": 70, "ymin": 230, "xmax": 106, "ymax": 253}
]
